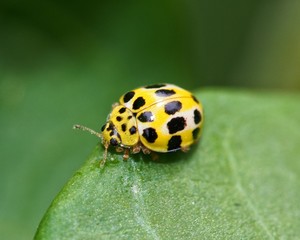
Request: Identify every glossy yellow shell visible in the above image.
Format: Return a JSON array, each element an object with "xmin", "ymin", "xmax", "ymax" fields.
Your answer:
[{"xmin": 101, "ymin": 83, "xmax": 203, "ymax": 153}]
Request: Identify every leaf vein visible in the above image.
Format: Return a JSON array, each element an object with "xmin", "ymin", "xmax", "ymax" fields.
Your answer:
[{"xmin": 223, "ymin": 135, "xmax": 274, "ymax": 240}]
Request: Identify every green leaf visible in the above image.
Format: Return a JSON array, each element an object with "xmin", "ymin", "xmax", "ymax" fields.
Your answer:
[{"xmin": 35, "ymin": 90, "xmax": 300, "ymax": 239}]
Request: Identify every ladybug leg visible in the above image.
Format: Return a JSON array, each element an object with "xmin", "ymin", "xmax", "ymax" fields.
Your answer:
[
  {"xmin": 140, "ymin": 144, "xmax": 158, "ymax": 160},
  {"xmin": 150, "ymin": 152, "xmax": 159, "ymax": 161},
  {"xmin": 115, "ymin": 146, "xmax": 124, "ymax": 152},
  {"xmin": 181, "ymin": 146, "xmax": 190, "ymax": 153},
  {"xmin": 132, "ymin": 144, "xmax": 141, "ymax": 154},
  {"xmin": 100, "ymin": 141, "xmax": 110, "ymax": 168},
  {"xmin": 140, "ymin": 145, "xmax": 151, "ymax": 155},
  {"xmin": 123, "ymin": 148, "xmax": 130, "ymax": 160}
]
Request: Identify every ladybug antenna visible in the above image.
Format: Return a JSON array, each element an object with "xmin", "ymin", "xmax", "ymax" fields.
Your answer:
[
  {"xmin": 73, "ymin": 124, "xmax": 102, "ymax": 138},
  {"xmin": 73, "ymin": 124, "xmax": 108, "ymax": 167}
]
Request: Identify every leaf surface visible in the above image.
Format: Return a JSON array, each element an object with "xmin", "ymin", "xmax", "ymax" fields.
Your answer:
[{"xmin": 35, "ymin": 90, "xmax": 300, "ymax": 239}]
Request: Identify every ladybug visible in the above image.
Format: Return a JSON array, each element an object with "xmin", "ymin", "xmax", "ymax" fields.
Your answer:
[{"xmin": 74, "ymin": 83, "xmax": 203, "ymax": 166}]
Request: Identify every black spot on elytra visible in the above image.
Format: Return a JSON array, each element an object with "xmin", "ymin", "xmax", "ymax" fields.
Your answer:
[
  {"xmin": 167, "ymin": 135, "xmax": 182, "ymax": 151},
  {"xmin": 138, "ymin": 111, "xmax": 154, "ymax": 122},
  {"xmin": 116, "ymin": 116, "xmax": 122, "ymax": 122},
  {"xmin": 133, "ymin": 97, "xmax": 146, "ymax": 110},
  {"xmin": 194, "ymin": 109, "xmax": 201, "ymax": 124},
  {"xmin": 123, "ymin": 91, "xmax": 135, "ymax": 103},
  {"xmin": 167, "ymin": 117, "xmax": 186, "ymax": 134},
  {"xmin": 121, "ymin": 123, "xmax": 127, "ymax": 132},
  {"xmin": 192, "ymin": 95, "xmax": 199, "ymax": 103},
  {"xmin": 155, "ymin": 89, "xmax": 176, "ymax": 97},
  {"xmin": 129, "ymin": 126, "xmax": 137, "ymax": 135},
  {"xmin": 142, "ymin": 127, "xmax": 158, "ymax": 143},
  {"xmin": 128, "ymin": 116, "xmax": 133, "ymax": 120},
  {"xmin": 192, "ymin": 127, "xmax": 200, "ymax": 140},
  {"xmin": 107, "ymin": 123, "xmax": 114, "ymax": 131},
  {"xmin": 119, "ymin": 107, "xmax": 126, "ymax": 113},
  {"xmin": 144, "ymin": 84, "xmax": 166, "ymax": 89},
  {"xmin": 164, "ymin": 101, "xmax": 182, "ymax": 115}
]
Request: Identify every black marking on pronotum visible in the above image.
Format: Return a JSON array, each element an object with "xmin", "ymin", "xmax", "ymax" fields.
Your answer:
[
  {"xmin": 116, "ymin": 116, "xmax": 122, "ymax": 122},
  {"xmin": 138, "ymin": 111, "xmax": 154, "ymax": 122},
  {"xmin": 155, "ymin": 89, "xmax": 176, "ymax": 97},
  {"xmin": 144, "ymin": 84, "xmax": 166, "ymax": 89},
  {"xmin": 167, "ymin": 135, "xmax": 182, "ymax": 151},
  {"xmin": 105, "ymin": 122, "xmax": 121, "ymax": 140},
  {"xmin": 193, "ymin": 109, "xmax": 201, "ymax": 124},
  {"xmin": 164, "ymin": 101, "xmax": 182, "ymax": 115},
  {"xmin": 123, "ymin": 91, "xmax": 135, "ymax": 103},
  {"xmin": 192, "ymin": 127, "xmax": 200, "ymax": 140},
  {"xmin": 119, "ymin": 107, "xmax": 126, "ymax": 113},
  {"xmin": 129, "ymin": 126, "xmax": 137, "ymax": 135},
  {"xmin": 133, "ymin": 97, "xmax": 146, "ymax": 110},
  {"xmin": 107, "ymin": 122, "xmax": 114, "ymax": 131},
  {"xmin": 121, "ymin": 123, "xmax": 127, "ymax": 132},
  {"xmin": 142, "ymin": 127, "xmax": 158, "ymax": 143},
  {"xmin": 167, "ymin": 117, "xmax": 186, "ymax": 134},
  {"xmin": 101, "ymin": 124, "xmax": 106, "ymax": 132}
]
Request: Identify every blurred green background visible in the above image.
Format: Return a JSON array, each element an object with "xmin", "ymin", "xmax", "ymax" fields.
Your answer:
[{"xmin": 0, "ymin": 1, "xmax": 299, "ymax": 239}]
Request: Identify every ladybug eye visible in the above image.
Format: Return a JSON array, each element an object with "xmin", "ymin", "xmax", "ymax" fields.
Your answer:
[{"xmin": 110, "ymin": 138, "xmax": 118, "ymax": 146}]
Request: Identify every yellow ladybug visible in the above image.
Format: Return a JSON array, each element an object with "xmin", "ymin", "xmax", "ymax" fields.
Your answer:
[{"xmin": 74, "ymin": 83, "xmax": 203, "ymax": 166}]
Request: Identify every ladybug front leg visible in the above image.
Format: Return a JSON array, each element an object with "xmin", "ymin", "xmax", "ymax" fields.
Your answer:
[
  {"xmin": 115, "ymin": 146, "xmax": 130, "ymax": 160},
  {"xmin": 123, "ymin": 148, "xmax": 130, "ymax": 160}
]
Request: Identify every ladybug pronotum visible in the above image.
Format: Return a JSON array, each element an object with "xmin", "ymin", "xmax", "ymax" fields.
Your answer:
[{"xmin": 74, "ymin": 83, "xmax": 203, "ymax": 166}]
